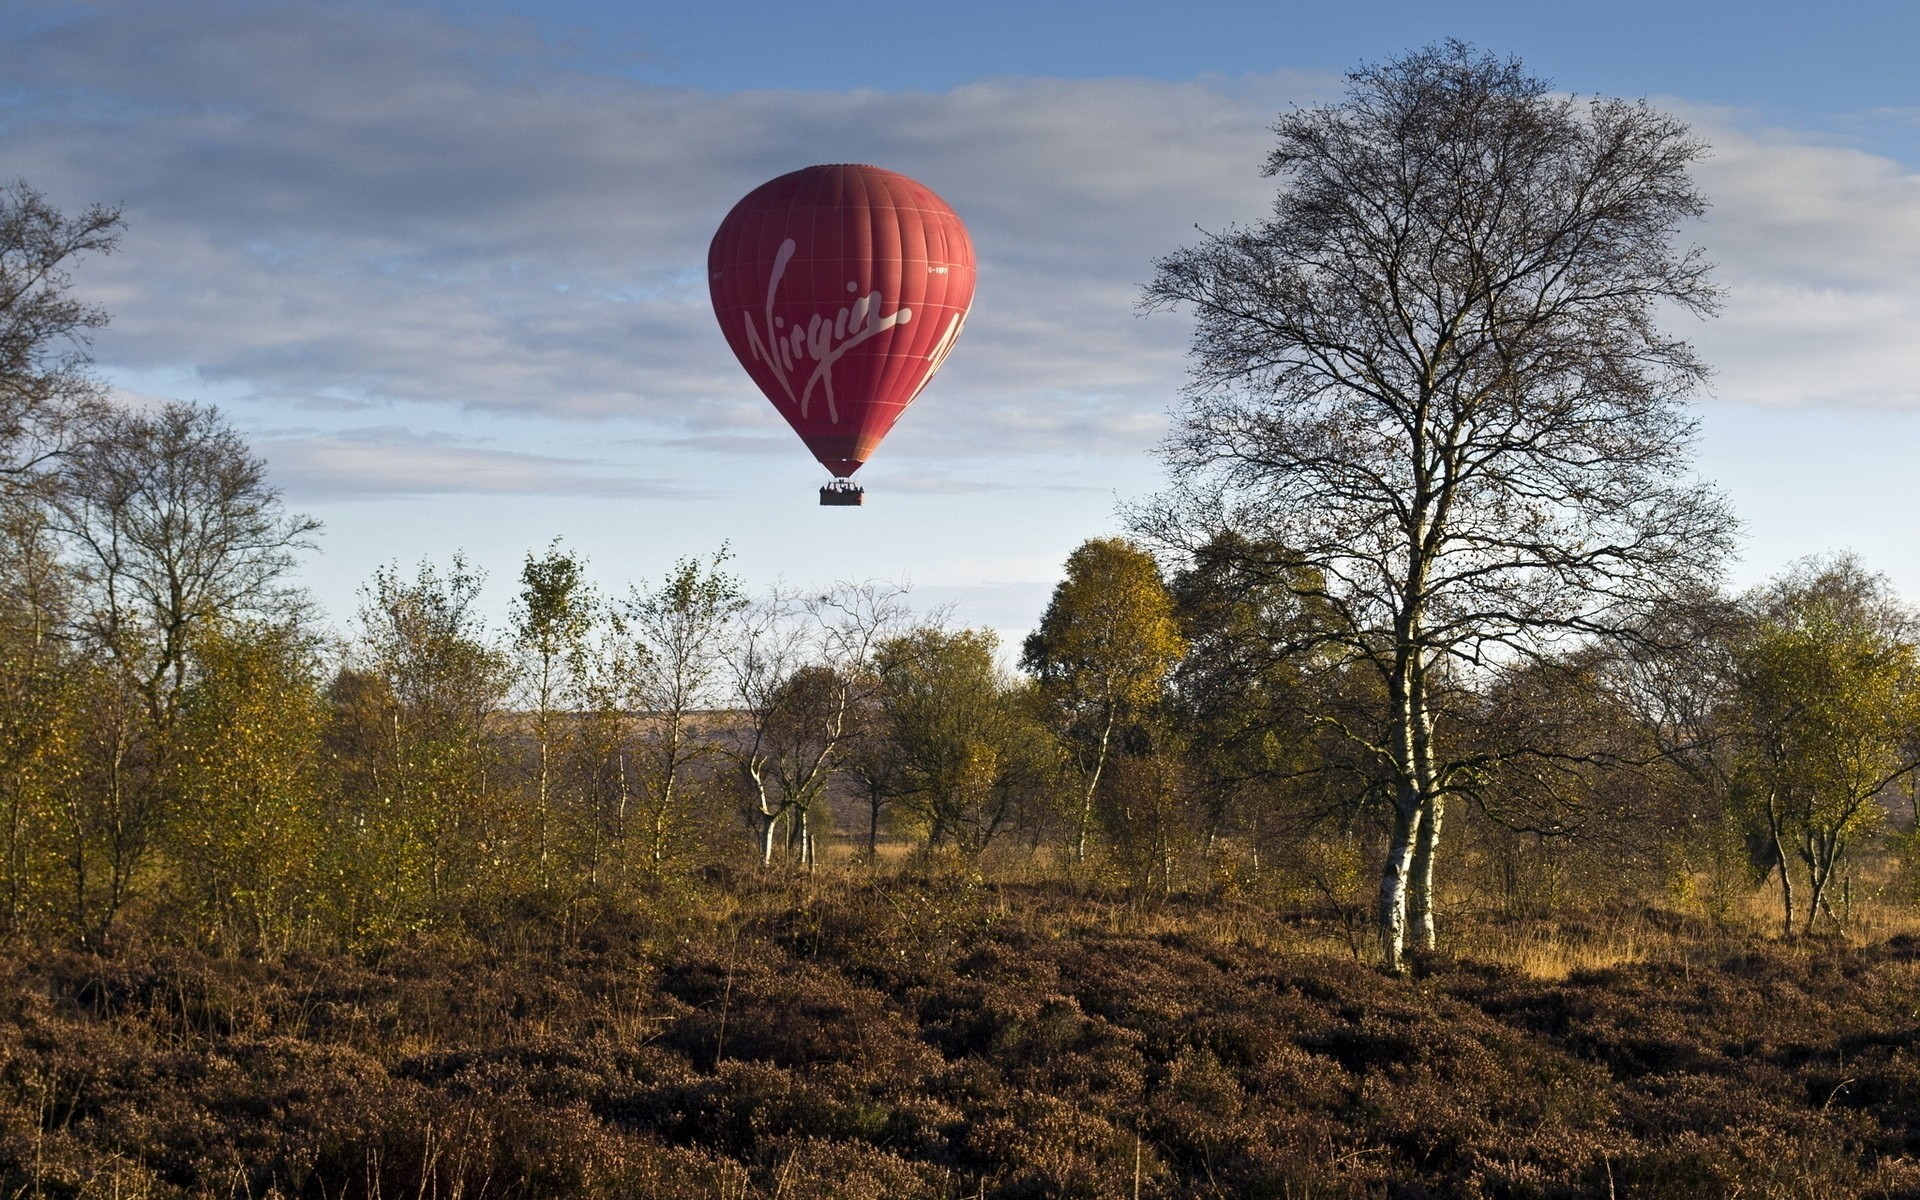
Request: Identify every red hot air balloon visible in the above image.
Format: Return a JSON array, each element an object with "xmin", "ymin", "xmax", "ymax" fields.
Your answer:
[{"xmin": 708, "ymin": 164, "xmax": 975, "ymax": 505}]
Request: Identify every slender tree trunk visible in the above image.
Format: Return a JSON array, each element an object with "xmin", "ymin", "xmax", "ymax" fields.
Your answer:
[
  {"xmin": 3, "ymin": 755, "xmax": 27, "ymax": 936},
  {"xmin": 1160, "ymin": 824, "xmax": 1174, "ymax": 901},
  {"xmin": 68, "ymin": 806, "xmax": 88, "ymax": 948},
  {"xmin": 95, "ymin": 728, "xmax": 131, "ymax": 946},
  {"xmin": 1405, "ymin": 669, "xmax": 1442, "ymax": 950},
  {"xmin": 651, "ymin": 717, "xmax": 681, "ymax": 879},
  {"xmin": 1803, "ymin": 829, "xmax": 1843, "ymax": 934},
  {"xmin": 1377, "ymin": 795, "xmax": 1421, "ymax": 972},
  {"xmin": 1378, "ymin": 654, "xmax": 1426, "ymax": 972},
  {"xmin": 1767, "ymin": 791, "xmax": 1793, "ymax": 939},
  {"xmin": 759, "ymin": 808, "xmax": 781, "ymax": 869},
  {"xmin": 536, "ymin": 717, "xmax": 551, "ymax": 889},
  {"xmin": 1802, "ymin": 840, "xmax": 1824, "ymax": 935},
  {"xmin": 1409, "ymin": 793, "xmax": 1444, "ymax": 951},
  {"xmin": 1073, "ymin": 706, "xmax": 1119, "ymax": 865},
  {"xmin": 612, "ymin": 749, "xmax": 631, "ymax": 875}
]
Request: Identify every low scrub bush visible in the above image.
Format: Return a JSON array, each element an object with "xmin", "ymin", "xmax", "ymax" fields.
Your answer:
[{"xmin": 5, "ymin": 886, "xmax": 1920, "ymax": 1197}]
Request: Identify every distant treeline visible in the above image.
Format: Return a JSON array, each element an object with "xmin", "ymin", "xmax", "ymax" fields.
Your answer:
[{"xmin": 3, "ymin": 397, "xmax": 1917, "ymax": 954}]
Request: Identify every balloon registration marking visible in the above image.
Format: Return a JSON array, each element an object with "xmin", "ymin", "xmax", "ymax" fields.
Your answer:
[{"xmin": 741, "ymin": 238, "xmax": 913, "ymax": 424}]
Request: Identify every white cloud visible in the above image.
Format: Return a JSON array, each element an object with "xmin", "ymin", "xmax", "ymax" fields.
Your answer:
[
  {"xmin": 0, "ymin": 0, "xmax": 1315, "ymax": 475},
  {"xmin": 1685, "ymin": 107, "xmax": 1920, "ymax": 409},
  {"xmin": 5, "ymin": 0, "xmax": 1920, "ymax": 516}
]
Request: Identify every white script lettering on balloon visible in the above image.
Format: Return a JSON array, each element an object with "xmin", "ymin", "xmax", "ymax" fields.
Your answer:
[{"xmin": 741, "ymin": 239, "xmax": 914, "ymax": 424}]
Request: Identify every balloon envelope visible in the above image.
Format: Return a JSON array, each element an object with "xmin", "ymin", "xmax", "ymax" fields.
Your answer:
[{"xmin": 708, "ymin": 164, "xmax": 975, "ymax": 478}]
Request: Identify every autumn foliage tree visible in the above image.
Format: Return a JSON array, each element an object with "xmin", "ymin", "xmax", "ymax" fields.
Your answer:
[
  {"xmin": 333, "ymin": 557, "xmax": 509, "ymax": 932},
  {"xmin": 169, "ymin": 618, "xmax": 327, "ymax": 949},
  {"xmin": 511, "ymin": 541, "xmax": 598, "ymax": 890},
  {"xmin": 1021, "ymin": 538, "xmax": 1185, "ymax": 864}
]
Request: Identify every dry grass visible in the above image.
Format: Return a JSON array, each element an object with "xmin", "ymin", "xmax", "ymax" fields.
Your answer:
[{"xmin": 1459, "ymin": 921, "xmax": 1653, "ymax": 981}]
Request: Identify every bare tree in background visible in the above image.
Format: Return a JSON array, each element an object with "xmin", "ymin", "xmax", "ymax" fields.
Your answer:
[
  {"xmin": 726, "ymin": 581, "xmax": 913, "ymax": 868},
  {"xmin": 55, "ymin": 401, "xmax": 319, "ymax": 727},
  {"xmin": 1137, "ymin": 43, "xmax": 1736, "ymax": 970},
  {"xmin": 0, "ymin": 182, "xmax": 121, "ymax": 493}
]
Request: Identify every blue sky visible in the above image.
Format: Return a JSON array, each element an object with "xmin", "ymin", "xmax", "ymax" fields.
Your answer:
[
  {"xmin": 460, "ymin": 0, "xmax": 1920, "ymax": 160},
  {"xmin": 494, "ymin": 2, "xmax": 1915, "ymax": 103},
  {"xmin": 5, "ymin": 0, "xmax": 1920, "ymax": 646}
]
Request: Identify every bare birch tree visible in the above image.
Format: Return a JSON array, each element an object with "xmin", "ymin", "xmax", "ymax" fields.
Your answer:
[
  {"xmin": 725, "ymin": 581, "xmax": 913, "ymax": 868},
  {"xmin": 1136, "ymin": 43, "xmax": 1735, "ymax": 970},
  {"xmin": 1, "ymin": 182, "xmax": 121, "ymax": 493}
]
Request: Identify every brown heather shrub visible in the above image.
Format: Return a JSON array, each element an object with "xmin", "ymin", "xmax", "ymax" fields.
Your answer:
[{"xmin": 5, "ymin": 886, "xmax": 1920, "ymax": 1197}]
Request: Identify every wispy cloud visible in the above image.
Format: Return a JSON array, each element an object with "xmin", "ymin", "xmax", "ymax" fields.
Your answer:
[{"xmin": 260, "ymin": 430, "xmax": 685, "ymax": 499}]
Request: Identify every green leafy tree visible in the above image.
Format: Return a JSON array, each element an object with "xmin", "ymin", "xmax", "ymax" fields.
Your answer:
[
  {"xmin": 559, "ymin": 612, "xmax": 650, "ymax": 896},
  {"xmin": 1168, "ymin": 532, "xmax": 1340, "ymax": 856},
  {"xmin": 511, "ymin": 541, "xmax": 598, "ymax": 890},
  {"xmin": 1727, "ymin": 558, "xmax": 1920, "ymax": 937},
  {"xmin": 0, "ymin": 181, "xmax": 118, "ymax": 937},
  {"xmin": 879, "ymin": 628, "xmax": 1055, "ymax": 859},
  {"xmin": 0, "ymin": 501, "xmax": 80, "ymax": 939},
  {"xmin": 1097, "ymin": 745, "xmax": 1197, "ymax": 901},
  {"xmin": 333, "ymin": 556, "xmax": 509, "ymax": 934},
  {"xmin": 43, "ymin": 402, "xmax": 317, "ymax": 943},
  {"xmin": 622, "ymin": 551, "xmax": 743, "ymax": 881}
]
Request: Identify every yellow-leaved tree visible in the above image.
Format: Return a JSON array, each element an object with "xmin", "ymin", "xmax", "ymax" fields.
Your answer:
[
  {"xmin": 171, "ymin": 618, "xmax": 327, "ymax": 950},
  {"xmin": 1021, "ymin": 538, "xmax": 1186, "ymax": 864}
]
